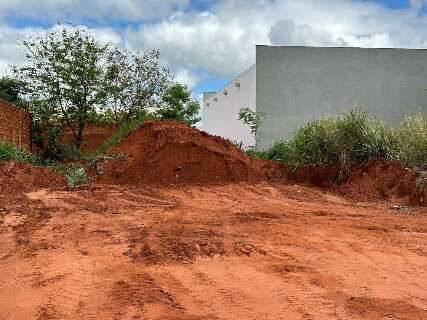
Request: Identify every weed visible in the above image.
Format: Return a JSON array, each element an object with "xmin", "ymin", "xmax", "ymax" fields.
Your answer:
[
  {"xmin": 394, "ymin": 113, "xmax": 427, "ymax": 169},
  {"xmin": 93, "ymin": 115, "xmax": 146, "ymax": 156},
  {"xmin": 64, "ymin": 164, "xmax": 88, "ymax": 189},
  {"xmin": 0, "ymin": 141, "xmax": 42, "ymax": 166},
  {"xmin": 248, "ymin": 108, "xmax": 402, "ymax": 180}
]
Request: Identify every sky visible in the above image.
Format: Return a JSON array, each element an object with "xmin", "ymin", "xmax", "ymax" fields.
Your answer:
[{"xmin": 1, "ymin": 0, "xmax": 427, "ymax": 100}]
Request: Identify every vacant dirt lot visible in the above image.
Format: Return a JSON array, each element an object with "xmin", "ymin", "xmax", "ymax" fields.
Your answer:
[{"xmin": 1, "ymin": 182, "xmax": 426, "ymax": 320}]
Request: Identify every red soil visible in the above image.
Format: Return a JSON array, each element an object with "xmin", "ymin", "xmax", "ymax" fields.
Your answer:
[
  {"xmin": 1, "ymin": 121, "xmax": 427, "ymax": 319},
  {"xmin": 0, "ymin": 161, "xmax": 64, "ymax": 197},
  {"xmin": 0, "ymin": 161, "xmax": 64, "ymax": 208},
  {"xmin": 294, "ymin": 159, "xmax": 426, "ymax": 206},
  {"xmin": 60, "ymin": 122, "xmax": 118, "ymax": 154},
  {"xmin": 96, "ymin": 120, "xmax": 284, "ymax": 185}
]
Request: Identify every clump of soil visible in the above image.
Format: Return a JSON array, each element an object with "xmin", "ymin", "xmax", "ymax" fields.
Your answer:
[
  {"xmin": 0, "ymin": 161, "xmax": 64, "ymax": 198},
  {"xmin": 96, "ymin": 120, "xmax": 284, "ymax": 185},
  {"xmin": 294, "ymin": 159, "xmax": 426, "ymax": 205}
]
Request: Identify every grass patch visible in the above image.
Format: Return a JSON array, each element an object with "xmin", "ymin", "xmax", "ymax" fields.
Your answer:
[
  {"xmin": 93, "ymin": 115, "xmax": 146, "ymax": 156},
  {"xmin": 0, "ymin": 140, "xmax": 43, "ymax": 166},
  {"xmin": 252, "ymin": 109, "xmax": 425, "ymax": 175},
  {"xmin": 52, "ymin": 163, "xmax": 88, "ymax": 189},
  {"xmin": 394, "ymin": 113, "xmax": 427, "ymax": 169}
]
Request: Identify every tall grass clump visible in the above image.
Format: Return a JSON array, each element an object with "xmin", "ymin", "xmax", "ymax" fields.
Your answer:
[
  {"xmin": 0, "ymin": 140, "xmax": 42, "ymax": 166},
  {"xmin": 257, "ymin": 109, "xmax": 397, "ymax": 177},
  {"xmin": 93, "ymin": 115, "xmax": 146, "ymax": 156},
  {"xmin": 394, "ymin": 113, "xmax": 427, "ymax": 169}
]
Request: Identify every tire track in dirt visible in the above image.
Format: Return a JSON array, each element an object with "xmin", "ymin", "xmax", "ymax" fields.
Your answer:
[{"xmin": 1, "ymin": 182, "xmax": 427, "ymax": 319}]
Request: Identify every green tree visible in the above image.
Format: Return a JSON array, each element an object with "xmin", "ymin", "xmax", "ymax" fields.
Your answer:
[
  {"xmin": 105, "ymin": 48, "xmax": 172, "ymax": 121},
  {"xmin": 13, "ymin": 27, "xmax": 111, "ymax": 150},
  {"xmin": 238, "ymin": 107, "xmax": 265, "ymax": 146},
  {"xmin": 158, "ymin": 84, "xmax": 201, "ymax": 126},
  {"xmin": 0, "ymin": 76, "xmax": 27, "ymax": 107}
]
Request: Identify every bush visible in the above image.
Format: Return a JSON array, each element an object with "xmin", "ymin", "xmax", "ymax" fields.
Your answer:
[
  {"xmin": 394, "ymin": 113, "xmax": 427, "ymax": 169},
  {"xmin": 253, "ymin": 109, "xmax": 398, "ymax": 175},
  {"xmin": 61, "ymin": 164, "xmax": 88, "ymax": 189},
  {"xmin": 0, "ymin": 141, "xmax": 42, "ymax": 166}
]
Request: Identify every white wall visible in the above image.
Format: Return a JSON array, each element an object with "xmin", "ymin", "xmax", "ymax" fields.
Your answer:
[
  {"xmin": 202, "ymin": 65, "xmax": 256, "ymax": 147},
  {"xmin": 256, "ymin": 45, "xmax": 427, "ymax": 149}
]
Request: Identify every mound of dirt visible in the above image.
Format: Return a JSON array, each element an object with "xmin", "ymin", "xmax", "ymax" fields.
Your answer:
[
  {"xmin": 294, "ymin": 159, "xmax": 426, "ymax": 205},
  {"xmin": 95, "ymin": 120, "xmax": 284, "ymax": 185},
  {"xmin": 0, "ymin": 161, "xmax": 65, "ymax": 198}
]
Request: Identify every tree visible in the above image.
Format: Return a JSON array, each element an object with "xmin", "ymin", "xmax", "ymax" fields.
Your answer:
[
  {"xmin": 13, "ymin": 27, "xmax": 111, "ymax": 150},
  {"xmin": 238, "ymin": 107, "xmax": 265, "ymax": 146},
  {"xmin": 0, "ymin": 77, "xmax": 27, "ymax": 107},
  {"xmin": 105, "ymin": 48, "xmax": 172, "ymax": 121},
  {"xmin": 158, "ymin": 84, "xmax": 201, "ymax": 126}
]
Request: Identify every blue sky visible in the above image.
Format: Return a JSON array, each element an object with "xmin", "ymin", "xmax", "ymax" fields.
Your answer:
[{"xmin": 1, "ymin": 0, "xmax": 427, "ymax": 99}]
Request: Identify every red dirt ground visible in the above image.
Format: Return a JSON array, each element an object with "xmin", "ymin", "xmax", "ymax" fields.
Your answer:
[
  {"xmin": 1, "ymin": 183, "xmax": 426, "ymax": 319},
  {"xmin": 1, "ymin": 121, "xmax": 427, "ymax": 319}
]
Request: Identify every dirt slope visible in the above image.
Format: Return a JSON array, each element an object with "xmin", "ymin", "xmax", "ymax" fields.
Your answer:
[
  {"xmin": 96, "ymin": 120, "xmax": 283, "ymax": 185},
  {"xmin": 295, "ymin": 159, "xmax": 426, "ymax": 205},
  {"xmin": 0, "ymin": 161, "xmax": 64, "ymax": 207},
  {"xmin": 1, "ymin": 183, "xmax": 426, "ymax": 319}
]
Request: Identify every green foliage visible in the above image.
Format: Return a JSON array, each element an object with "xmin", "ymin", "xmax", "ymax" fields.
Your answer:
[
  {"xmin": 157, "ymin": 84, "xmax": 201, "ymax": 125},
  {"xmin": 42, "ymin": 127, "xmax": 63, "ymax": 162},
  {"xmin": 238, "ymin": 107, "xmax": 265, "ymax": 146},
  {"xmin": 94, "ymin": 115, "xmax": 146, "ymax": 156},
  {"xmin": 63, "ymin": 164, "xmax": 87, "ymax": 189},
  {"xmin": 252, "ymin": 109, "xmax": 399, "ymax": 174},
  {"xmin": 104, "ymin": 48, "xmax": 171, "ymax": 121},
  {"xmin": 0, "ymin": 77, "xmax": 27, "ymax": 107},
  {"xmin": 245, "ymin": 147, "xmax": 271, "ymax": 160},
  {"xmin": 0, "ymin": 141, "xmax": 42, "ymax": 166},
  {"xmin": 394, "ymin": 113, "xmax": 427, "ymax": 169},
  {"xmin": 13, "ymin": 27, "xmax": 111, "ymax": 150},
  {"xmin": 12, "ymin": 26, "xmax": 170, "ymax": 150}
]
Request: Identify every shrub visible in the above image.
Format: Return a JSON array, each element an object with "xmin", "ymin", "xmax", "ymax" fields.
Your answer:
[
  {"xmin": 394, "ymin": 113, "xmax": 427, "ymax": 169},
  {"xmin": 0, "ymin": 141, "xmax": 42, "ymax": 166},
  {"xmin": 252, "ymin": 108, "xmax": 398, "ymax": 176},
  {"xmin": 335, "ymin": 109, "xmax": 395, "ymax": 162},
  {"xmin": 63, "ymin": 164, "xmax": 88, "ymax": 189},
  {"xmin": 245, "ymin": 147, "xmax": 270, "ymax": 160}
]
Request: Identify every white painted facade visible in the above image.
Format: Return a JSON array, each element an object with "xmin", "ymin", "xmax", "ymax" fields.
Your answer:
[{"xmin": 202, "ymin": 65, "xmax": 256, "ymax": 147}]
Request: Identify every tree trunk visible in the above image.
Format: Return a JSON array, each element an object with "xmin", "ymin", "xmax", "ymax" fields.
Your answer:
[{"xmin": 75, "ymin": 120, "xmax": 85, "ymax": 151}]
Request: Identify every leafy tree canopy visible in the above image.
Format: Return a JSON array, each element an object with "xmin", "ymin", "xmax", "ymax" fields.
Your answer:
[
  {"xmin": 0, "ymin": 76, "xmax": 27, "ymax": 107},
  {"xmin": 158, "ymin": 83, "xmax": 201, "ymax": 126}
]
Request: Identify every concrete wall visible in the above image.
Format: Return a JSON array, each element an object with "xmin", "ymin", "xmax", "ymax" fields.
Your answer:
[
  {"xmin": 0, "ymin": 100, "xmax": 30, "ymax": 150},
  {"xmin": 202, "ymin": 65, "xmax": 256, "ymax": 147},
  {"xmin": 256, "ymin": 45, "xmax": 427, "ymax": 149}
]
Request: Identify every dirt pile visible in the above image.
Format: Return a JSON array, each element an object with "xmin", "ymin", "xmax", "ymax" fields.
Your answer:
[
  {"xmin": 294, "ymin": 159, "xmax": 426, "ymax": 205},
  {"xmin": 0, "ymin": 161, "xmax": 64, "ymax": 199},
  {"xmin": 96, "ymin": 120, "xmax": 284, "ymax": 185}
]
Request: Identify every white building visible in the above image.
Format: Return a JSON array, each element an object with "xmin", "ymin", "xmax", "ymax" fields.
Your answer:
[{"xmin": 202, "ymin": 45, "xmax": 427, "ymax": 149}]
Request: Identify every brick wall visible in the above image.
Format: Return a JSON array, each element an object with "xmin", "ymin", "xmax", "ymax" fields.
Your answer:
[{"xmin": 0, "ymin": 100, "xmax": 30, "ymax": 150}]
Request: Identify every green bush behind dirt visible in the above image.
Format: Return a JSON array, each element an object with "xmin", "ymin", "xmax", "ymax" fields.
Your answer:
[{"xmin": 249, "ymin": 109, "xmax": 427, "ymax": 173}]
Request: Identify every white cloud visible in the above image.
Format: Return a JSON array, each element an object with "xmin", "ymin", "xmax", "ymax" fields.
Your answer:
[
  {"xmin": 0, "ymin": 25, "xmax": 35, "ymax": 75},
  {"xmin": 121, "ymin": 0, "xmax": 427, "ymax": 81},
  {"xmin": 175, "ymin": 68, "xmax": 199, "ymax": 88},
  {"xmin": 3, "ymin": 0, "xmax": 427, "ymax": 90},
  {"xmin": 0, "ymin": 0, "xmax": 189, "ymax": 22}
]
